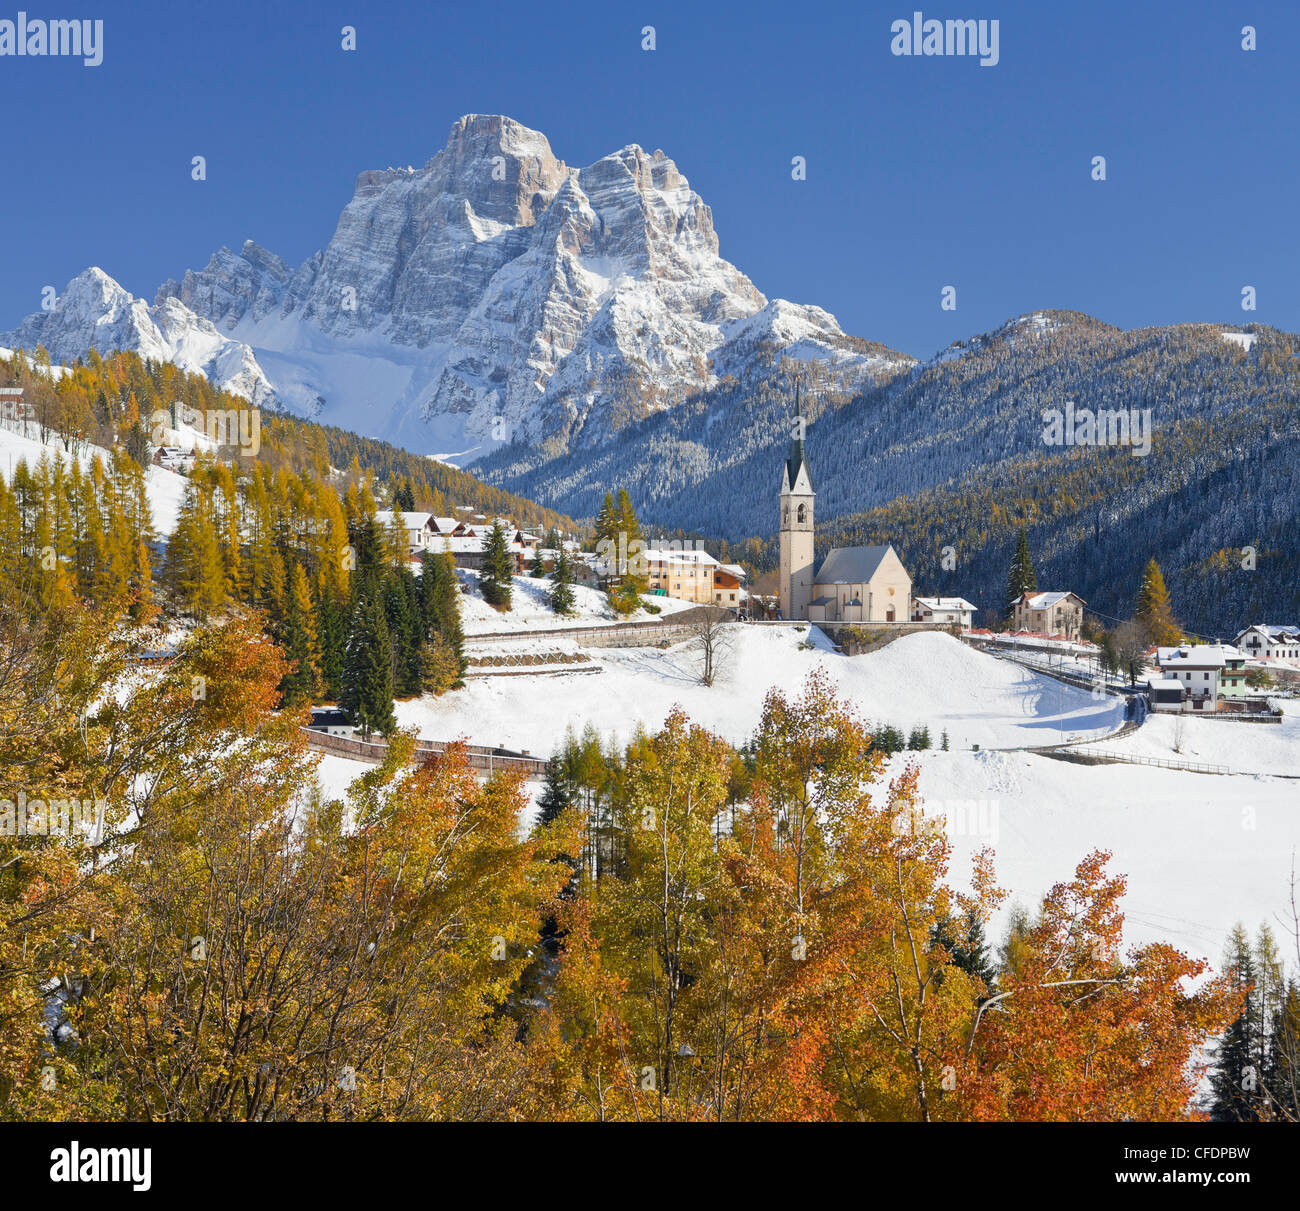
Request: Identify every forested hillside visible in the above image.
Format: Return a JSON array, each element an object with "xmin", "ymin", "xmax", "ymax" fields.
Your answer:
[
  {"xmin": 478, "ymin": 313, "xmax": 1300, "ymax": 633},
  {"xmin": 0, "ymin": 347, "xmax": 575, "ymax": 533}
]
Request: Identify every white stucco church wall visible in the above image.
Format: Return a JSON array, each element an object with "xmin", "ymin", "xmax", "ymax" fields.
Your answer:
[{"xmin": 777, "ymin": 392, "xmax": 912, "ymax": 622}]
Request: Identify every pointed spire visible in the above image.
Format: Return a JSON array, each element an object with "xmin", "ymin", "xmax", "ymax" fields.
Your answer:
[{"xmin": 785, "ymin": 380, "xmax": 810, "ymax": 492}]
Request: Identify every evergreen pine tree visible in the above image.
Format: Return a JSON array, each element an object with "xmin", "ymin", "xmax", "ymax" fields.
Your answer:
[
  {"xmin": 316, "ymin": 594, "xmax": 347, "ymax": 700},
  {"xmin": 1004, "ymin": 526, "xmax": 1037, "ymax": 619},
  {"xmin": 1210, "ymin": 924, "xmax": 1261, "ymax": 1122},
  {"xmin": 279, "ymin": 564, "xmax": 323, "ymax": 706},
  {"xmin": 549, "ymin": 545, "xmax": 577, "ymax": 616},
  {"xmin": 934, "ymin": 907, "xmax": 998, "ymax": 997},
  {"xmin": 426, "ymin": 548, "xmax": 465, "ymax": 688},
  {"xmin": 341, "ymin": 591, "xmax": 397, "ymax": 737},
  {"xmin": 479, "ymin": 519, "xmax": 513, "ymax": 609}
]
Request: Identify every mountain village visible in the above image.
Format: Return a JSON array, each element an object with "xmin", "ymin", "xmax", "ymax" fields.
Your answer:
[{"xmin": 2, "ymin": 61, "xmax": 1298, "ymax": 1136}]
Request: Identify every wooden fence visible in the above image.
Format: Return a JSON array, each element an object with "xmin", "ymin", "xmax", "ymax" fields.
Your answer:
[{"xmin": 303, "ymin": 728, "xmax": 548, "ymax": 776}]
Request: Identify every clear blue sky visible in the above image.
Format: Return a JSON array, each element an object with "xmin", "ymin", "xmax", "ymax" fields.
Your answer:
[{"xmin": 2, "ymin": 0, "xmax": 1296, "ymax": 358}]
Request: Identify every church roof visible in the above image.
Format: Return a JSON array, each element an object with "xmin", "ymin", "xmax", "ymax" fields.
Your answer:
[{"xmin": 815, "ymin": 544, "xmax": 897, "ymax": 585}]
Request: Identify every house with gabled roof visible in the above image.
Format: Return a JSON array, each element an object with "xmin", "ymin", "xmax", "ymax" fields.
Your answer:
[
  {"xmin": 1234, "ymin": 624, "xmax": 1300, "ymax": 665},
  {"xmin": 911, "ymin": 596, "xmax": 977, "ymax": 628},
  {"xmin": 1010, "ymin": 591, "xmax": 1086, "ymax": 640}
]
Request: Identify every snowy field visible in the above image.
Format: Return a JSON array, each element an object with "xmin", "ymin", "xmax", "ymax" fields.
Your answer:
[
  {"xmin": 398, "ymin": 627, "xmax": 1124, "ymax": 753},
  {"xmin": 909, "ymin": 748, "xmax": 1300, "ymax": 964},
  {"xmin": 1088, "ymin": 703, "xmax": 1299, "ymax": 776},
  {"xmin": 315, "ymin": 625, "xmax": 1299, "ymax": 965}
]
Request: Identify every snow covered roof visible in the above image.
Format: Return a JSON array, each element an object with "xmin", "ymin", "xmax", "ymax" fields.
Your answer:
[
  {"xmin": 815, "ymin": 544, "xmax": 896, "ymax": 585},
  {"xmin": 1019, "ymin": 591, "xmax": 1083, "ymax": 609},
  {"xmin": 915, "ymin": 596, "xmax": 976, "ymax": 611},
  {"xmin": 375, "ymin": 510, "xmax": 434, "ymax": 529},
  {"xmin": 1158, "ymin": 644, "xmax": 1245, "ymax": 669},
  {"xmin": 717, "ymin": 563, "xmax": 748, "ymax": 580},
  {"xmin": 645, "ymin": 547, "xmax": 720, "ymax": 567},
  {"xmin": 1236, "ymin": 624, "xmax": 1300, "ymax": 640}
]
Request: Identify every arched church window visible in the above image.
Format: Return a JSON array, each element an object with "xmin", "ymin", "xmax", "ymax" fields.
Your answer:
[{"xmin": 797, "ymin": 503, "xmax": 807, "ymax": 524}]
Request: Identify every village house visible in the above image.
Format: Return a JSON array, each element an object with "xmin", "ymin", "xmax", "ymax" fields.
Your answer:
[
  {"xmin": 777, "ymin": 390, "xmax": 912, "ymax": 622},
  {"xmin": 1233, "ymin": 624, "xmax": 1300, "ymax": 665},
  {"xmin": 307, "ymin": 707, "xmax": 353, "ymax": 737},
  {"xmin": 645, "ymin": 546, "xmax": 719, "ymax": 605},
  {"xmin": 911, "ymin": 596, "xmax": 976, "ymax": 628},
  {"xmin": 375, "ymin": 510, "xmax": 438, "ymax": 550},
  {"xmin": 714, "ymin": 563, "xmax": 747, "ymax": 609},
  {"xmin": 1153, "ymin": 644, "xmax": 1249, "ymax": 712},
  {"xmin": 1009, "ymin": 591, "xmax": 1086, "ymax": 640}
]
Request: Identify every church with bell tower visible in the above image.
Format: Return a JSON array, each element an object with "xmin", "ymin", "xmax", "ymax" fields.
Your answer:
[
  {"xmin": 778, "ymin": 387, "xmax": 913, "ymax": 623},
  {"xmin": 778, "ymin": 387, "xmax": 816, "ymax": 620}
]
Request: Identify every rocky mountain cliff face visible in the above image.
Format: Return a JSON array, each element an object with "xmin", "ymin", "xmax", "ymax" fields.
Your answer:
[{"xmin": 4, "ymin": 115, "xmax": 907, "ymax": 458}]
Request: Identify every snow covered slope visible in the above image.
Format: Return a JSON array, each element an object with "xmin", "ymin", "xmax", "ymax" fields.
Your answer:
[
  {"xmin": 0, "ymin": 418, "xmax": 186, "ymax": 535},
  {"xmin": 915, "ymin": 747, "xmax": 1300, "ymax": 964},
  {"xmin": 327, "ymin": 625, "xmax": 1298, "ymax": 964},
  {"xmin": 396, "ymin": 628, "xmax": 1123, "ymax": 753}
]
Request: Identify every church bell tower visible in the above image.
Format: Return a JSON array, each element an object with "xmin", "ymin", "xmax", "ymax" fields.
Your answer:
[{"xmin": 779, "ymin": 385, "xmax": 815, "ymax": 620}]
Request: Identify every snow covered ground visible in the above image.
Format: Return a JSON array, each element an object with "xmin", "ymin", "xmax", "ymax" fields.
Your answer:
[
  {"xmin": 1086, "ymin": 703, "xmax": 1299, "ymax": 776},
  {"xmin": 459, "ymin": 571, "xmax": 698, "ymax": 637},
  {"xmin": 314, "ymin": 626, "xmax": 1298, "ymax": 965},
  {"xmin": 907, "ymin": 747, "xmax": 1300, "ymax": 964},
  {"xmin": 0, "ymin": 422, "xmax": 186, "ymax": 534},
  {"xmin": 398, "ymin": 627, "xmax": 1124, "ymax": 753}
]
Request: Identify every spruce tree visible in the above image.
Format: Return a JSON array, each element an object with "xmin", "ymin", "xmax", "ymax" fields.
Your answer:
[
  {"xmin": 549, "ymin": 545, "xmax": 577, "ymax": 616},
  {"xmin": 1004, "ymin": 526, "xmax": 1037, "ymax": 618},
  {"xmin": 279, "ymin": 564, "xmax": 323, "ymax": 706},
  {"xmin": 384, "ymin": 569, "xmax": 424, "ymax": 698},
  {"xmin": 479, "ymin": 519, "xmax": 513, "ymax": 609},
  {"xmin": 1210, "ymin": 925, "xmax": 1261, "ymax": 1122},
  {"xmin": 934, "ymin": 907, "xmax": 998, "ymax": 997},
  {"xmin": 420, "ymin": 548, "xmax": 465, "ymax": 688},
  {"xmin": 538, "ymin": 749, "xmax": 578, "ymax": 828},
  {"xmin": 341, "ymin": 591, "xmax": 397, "ymax": 738},
  {"xmin": 316, "ymin": 594, "xmax": 347, "ymax": 700}
]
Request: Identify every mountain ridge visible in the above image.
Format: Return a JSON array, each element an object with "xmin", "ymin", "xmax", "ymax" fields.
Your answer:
[{"xmin": 2, "ymin": 114, "xmax": 907, "ymax": 460}]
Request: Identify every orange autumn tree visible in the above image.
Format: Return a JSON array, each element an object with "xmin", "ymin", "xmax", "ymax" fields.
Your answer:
[
  {"xmin": 535, "ymin": 676, "xmax": 1237, "ymax": 1124},
  {"xmin": 537, "ymin": 705, "xmax": 838, "ymax": 1121},
  {"xmin": 954, "ymin": 850, "xmax": 1240, "ymax": 1121}
]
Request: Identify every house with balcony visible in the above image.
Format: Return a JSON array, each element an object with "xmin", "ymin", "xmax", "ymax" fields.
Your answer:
[
  {"xmin": 1233, "ymin": 625, "xmax": 1300, "ymax": 666},
  {"xmin": 1154, "ymin": 644, "xmax": 1249, "ymax": 711},
  {"xmin": 644, "ymin": 546, "xmax": 719, "ymax": 605}
]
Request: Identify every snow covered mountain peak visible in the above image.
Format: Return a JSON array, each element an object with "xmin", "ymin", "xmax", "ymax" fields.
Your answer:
[{"xmin": 3, "ymin": 116, "xmax": 902, "ymax": 459}]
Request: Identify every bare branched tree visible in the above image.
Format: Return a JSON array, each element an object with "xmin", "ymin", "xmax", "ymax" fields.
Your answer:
[{"xmin": 691, "ymin": 606, "xmax": 733, "ymax": 687}]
